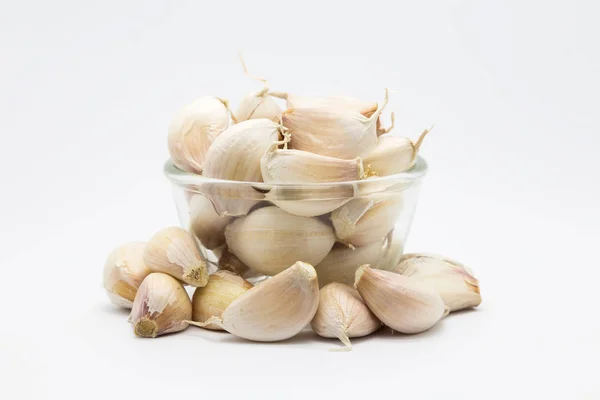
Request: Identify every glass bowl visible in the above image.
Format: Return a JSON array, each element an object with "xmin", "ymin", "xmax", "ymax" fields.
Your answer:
[{"xmin": 164, "ymin": 156, "xmax": 428, "ymax": 285}]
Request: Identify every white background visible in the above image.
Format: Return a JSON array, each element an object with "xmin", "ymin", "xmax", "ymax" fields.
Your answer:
[{"xmin": 1, "ymin": 1, "xmax": 599, "ymax": 399}]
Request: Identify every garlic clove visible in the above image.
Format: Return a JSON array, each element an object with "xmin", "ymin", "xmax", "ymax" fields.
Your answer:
[
  {"xmin": 218, "ymin": 246, "xmax": 250, "ymax": 277},
  {"xmin": 224, "ymin": 206, "xmax": 336, "ymax": 276},
  {"xmin": 270, "ymin": 92, "xmax": 377, "ymax": 117},
  {"xmin": 330, "ymin": 194, "xmax": 403, "ymax": 247},
  {"xmin": 144, "ymin": 227, "xmax": 208, "ymax": 287},
  {"xmin": 364, "ymin": 127, "xmax": 431, "ymax": 176},
  {"xmin": 167, "ymin": 96, "xmax": 230, "ymax": 174},
  {"xmin": 129, "ymin": 273, "xmax": 192, "ymax": 338},
  {"xmin": 281, "ymin": 89, "xmax": 390, "ymax": 159},
  {"xmin": 189, "ymin": 261, "xmax": 320, "ymax": 341},
  {"xmin": 311, "ymin": 283, "xmax": 381, "ymax": 350},
  {"xmin": 315, "ymin": 241, "xmax": 385, "ymax": 287},
  {"xmin": 394, "ymin": 253, "xmax": 481, "ymax": 312},
  {"xmin": 191, "ymin": 270, "xmax": 253, "ymax": 330},
  {"xmin": 103, "ymin": 242, "xmax": 151, "ymax": 308},
  {"xmin": 355, "ymin": 265, "xmax": 447, "ymax": 334},
  {"xmin": 189, "ymin": 194, "xmax": 233, "ymax": 249}
]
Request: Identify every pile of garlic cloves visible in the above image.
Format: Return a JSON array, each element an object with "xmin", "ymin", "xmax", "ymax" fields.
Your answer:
[{"xmin": 102, "ymin": 57, "xmax": 482, "ymax": 349}]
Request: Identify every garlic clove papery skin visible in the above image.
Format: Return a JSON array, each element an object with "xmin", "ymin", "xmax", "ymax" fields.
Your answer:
[
  {"xmin": 364, "ymin": 128, "xmax": 431, "ymax": 175},
  {"xmin": 224, "ymin": 206, "xmax": 336, "ymax": 276},
  {"xmin": 330, "ymin": 193, "xmax": 403, "ymax": 247},
  {"xmin": 191, "ymin": 270, "xmax": 253, "ymax": 330},
  {"xmin": 281, "ymin": 89, "xmax": 390, "ymax": 160},
  {"xmin": 189, "ymin": 194, "xmax": 233, "ymax": 250},
  {"xmin": 129, "ymin": 273, "xmax": 192, "ymax": 338},
  {"xmin": 315, "ymin": 241, "xmax": 385, "ymax": 287},
  {"xmin": 167, "ymin": 96, "xmax": 230, "ymax": 174},
  {"xmin": 103, "ymin": 242, "xmax": 151, "ymax": 308},
  {"xmin": 234, "ymin": 89, "xmax": 282, "ymax": 123},
  {"xmin": 355, "ymin": 266, "xmax": 447, "ymax": 334},
  {"xmin": 144, "ymin": 227, "xmax": 208, "ymax": 287},
  {"xmin": 201, "ymin": 261, "xmax": 320, "ymax": 342},
  {"xmin": 311, "ymin": 283, "xmax": 381, "ymax": 349},
  {"xmin": 394, "ymin": 253, "xmax": 481, "ymax": 312}
]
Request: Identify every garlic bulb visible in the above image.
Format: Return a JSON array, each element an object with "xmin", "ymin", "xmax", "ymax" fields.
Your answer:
[
  {"xmin": 355, "ymin": 266, "xmax": 447, "ymax": 334},
  {"xmin": 189, "ymin": 194, "xmax": 233, "ymax": 250},
  {"xmin": 103, "ymin": 242, "xmax": 151, "ymax": 308},
  {"xmin": 225, "ymin": 206, "xmax": 336, "ymax": 276},
  {"xmin": 129, "ymin": 273, "xmax": 192, "ymax": 338},
  {"xmin": 394, "ymin": 253, "xmax": 481, "ymax": 312},
  {"xmin": 144, "ymin": 227, "xmax": 208, "ymax": 287},
  {"xmin": 167, "ymin": 96, "xmax": 230, "ymax": 174},
  {"xmin": 315, "ymin": 241, "xmax": 384, "ymax": 287},
  {"xmin": 330, "ymin": 194, "xmax": 403, "ymax": 247},
  {"xmin": 191, "ymin": 270, "xmax": 253, "ymax": 330},
  {"xmin": 282, "ymin": 89, "xmax": 390, "ymax": 159},
  {"xmin": 189, "ymin": 261, "xmax": 319, "ymax": 341},
  {"xmin": 364, "ymin": 127, "xmax": 431, "ymax": 175},
  {"xmin": 261, "ymin": 134, "xmax": 367, "ymax": 184},
  {"xmin": 311, "ymin": 283, "xmax": 381, "ymax": 350}
]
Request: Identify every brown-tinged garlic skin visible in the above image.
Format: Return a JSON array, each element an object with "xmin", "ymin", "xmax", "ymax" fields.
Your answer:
[
  {"xmin": 364, "ymin": 128, "xmax": 431, "ymax": 176},
  {"xmin": 315, "ymin": 241, "xmax": 385, "ymax": 287},
  {"xmin": 201, "ymin": 261, "xmax": 320, "ymax": 342},
  {"xmin": 355, "ymin": 266, "xmax": 447, "ymax": 334},
  {"xmin": 394, "ymin": 253, "xmax": 482, "ymax": 312},
  {"xmin": 224, "ymin": 206, "xmax": 336, "ymax": 276},
  {"xmin": 311, "ymin": 283, "xmax": 381, "ymax": 349},
  {"xmin": 189, "ymin": 194, "xmax": 233, "ymax": 250},
  {"xmin": 218, "ymin": 246, "xmax": 250, "ymax": 277},
  {"xmin": 143, "ymin": 227, "xmax": 208, "ymax": 287},
  {"xmin": 192, "ymin": 271, "xmax": 253, "ymax": 330},
  {"xmin": 167, "ymin": 96, "xmax": 230, "ymax": 174},
  {"xmin": 103, "ymin": 242, "xmax": 151, "ymax": 308},
  {"xmin": 129, "ymin": 273, "xmax": 192, "ymax": 338}
]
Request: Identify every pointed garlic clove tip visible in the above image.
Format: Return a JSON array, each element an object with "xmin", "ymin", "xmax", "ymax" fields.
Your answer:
[
  {"xmin": 311, "ymin": 283, "xmax": 381, "ymax": 349},
  {"xmin": 144, "ymin": 227, "xmax": 208, "ymax": 287},
  {"xmin": 210, "ymin": 261, "xmax": 320, "ymax": 342},
  {"xmin": 103, "ymin": 242, "xmax": 151, "ymax": 308},
  {"xmin": 191, "ymin": 271, "xmax": 253, "ymax": 330},
  {"xmin": 224, "ymin": 206, "xmax": 336, "ymax": 276},
  {"xmin": 394, "ymin": 253, "xmax": 482, "ymax": 312},
  {"xmin": 363, "ymin": 132, "xmax": 429, "ymax": 176},
  {"xmin": 167, "ymin": 96, "xmax": 230, "ymax": 174},
  {"xmin": 129, "ymin": 273, "xmax": 192, "ymax": 338},
  {"xmin": 355, "ymin": 265, "xmax": 446, "ymax": 334}
]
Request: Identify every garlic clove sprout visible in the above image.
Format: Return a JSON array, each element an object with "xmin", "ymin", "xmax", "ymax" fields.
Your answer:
[
  {"xmin": 189, "ymin": 194, "xmax": 233, "ymax": 250},
  {"xmin": 394, "ymin": 253, "xmax": 481, "ymax": 312},
  {"xmin": 315, "ymin": 241, "xmax": 385, "ymax": 287},
  {"xmin": 129, "ymin": 273, "xmax": 192, "ymax": 338},
  {"xmin": 282, "ymin": 89, "xmax": 390, "ymax": 159},
  {"xmin": 224, "ymin": 206, "xmax": 336, "ymax": 276},
  {"xmin": 188, "ymin": 261, "xmax": 320, "ymax": 342},
  {"xmin": 144, "ymin": 227, "xmax": 208, "ymax": 287},
  {"xmin": 355, "ymin": 265, "xmax": 447, "ymax": 334},
  {"xmin": 167, "ymin": 96, "xmax": 230, "ymax": 174},
  {"xmin": 364, "ymin": 127, "xmax": 431, "ymax": 175},
  {"xmin": 191, "ymin": 270, "xmax": 253, "ymax": 330},
  {"xmin": 330, "ymin": 193, "xmax": 403, "ymax": 247},
  {"xmin": 311, "ymin": 283, "xmax": 381, "ymax": 350},
  {"xmin": 103, "ymin": 242, "xmax": 151, "ymax": 308}
]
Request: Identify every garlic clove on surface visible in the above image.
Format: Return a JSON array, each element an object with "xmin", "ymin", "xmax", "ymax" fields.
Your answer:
[
  {"xmin": 330, "ymin": 194, "xmax": 403, "ymax": 247},
  {"xmin": 189, "ymin": 261, "xmax": 320, "ymax": 341},
  {"xmin": 315, "ymin": 241, "xmax": 385, "ymax": 287},
  {"xmin": 167, "ymin": 96, "xmax": 230, "ymax": 174},
  {"xmin": 311, "ymin": 283, "xmax": 381, "ymax": 350},
  {"xmin": 224, "ymin": 206, "xmax": 336, "ymax": 276},
  {"xmin": 103, "ymin": 242, "xmax": 151, "ymax": 308},
  {"xmin": 282, "ymin": 89, "xmax": 390, "ymax": 159},
  {"xmin": 144, "ymin": 227, "xmax": 208, "ymax": 287},
  {"xmin": 394, "ymin": 253, "xmax": 481, "ymax": 312},
  {"xmin": 189, "ymin": 194, "xmax": 233, "ymax": 250},
  {"xmin": 355, "ymin": 265, "xmax": 447, "ymax": 334},
  {"xmin": 191, "ymin": 270, "xmax": 253, "ymax": 330},
  {"xmin": 364, "ymin": 127, "xmax": 431, "ymax": 176},
  {"xmin": 129, "ymin": 272, "xmax": 192, "ymax": 338}
]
